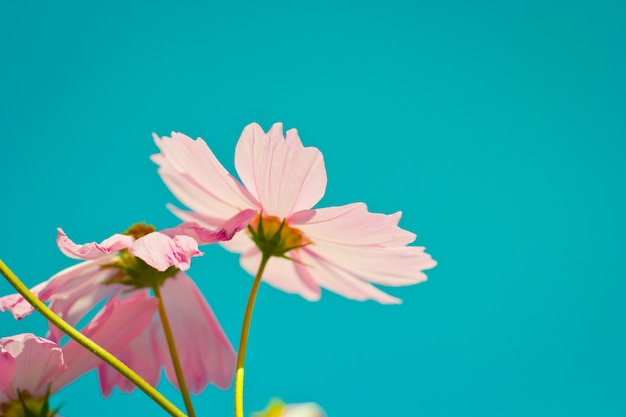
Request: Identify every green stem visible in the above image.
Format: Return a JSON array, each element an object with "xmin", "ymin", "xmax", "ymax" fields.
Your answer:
[
  {"xmin": 0, "ymin": 259, "xmax": 186, "ymax": 417},
  {"xmin": 153, "ymin": 284, "xmax": 196, "ymax": 417},
  {"xmin": 235, "ymin": 253, "xmax": 271, "ymax": 417}
]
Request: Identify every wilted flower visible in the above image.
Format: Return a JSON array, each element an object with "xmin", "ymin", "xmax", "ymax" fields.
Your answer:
[
  {"xmin": 0, "ymin": 297, "xmax": 157, "ymax": 416},
  {"xmin": 153, "ymin": 122, "xmax": 436, "ymax": 303},
  {"xmin": 0, "ymin": 221, "xmax": 248, "ymax": 395}
]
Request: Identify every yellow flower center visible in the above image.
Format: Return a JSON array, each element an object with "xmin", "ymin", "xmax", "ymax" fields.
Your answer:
[
  {"xmin": 1, "ymin": 391, "xmax": 51, "ymax": 417},
  {"xmin": 124, "ymin": 222, "xmax": 156, "ymax": 239},
  {"xmin": 101, "ymin": 222, "xmax": 178, "ymax": 289},
  {"xmin": 247, "ymin": 214, "xmax": 310, "ymax": 259}
]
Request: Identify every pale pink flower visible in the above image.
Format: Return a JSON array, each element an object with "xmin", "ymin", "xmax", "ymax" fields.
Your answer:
[
  {"xmin": 0, "ymin": 296, "xmax": 157, "ymax": 414},
  {"xmin": 153, "ymin": 123, "xmax": 436, "ymax": 303},
  {"xmin": 252, "ymin": 399, "xmax": 326, "ymax": 417},
  {"xmin": 0, "ymin": 221, "xmax": 249, "ymax": 395}
]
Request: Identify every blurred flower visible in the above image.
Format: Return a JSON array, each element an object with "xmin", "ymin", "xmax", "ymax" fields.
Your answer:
[
  {"xmin": 153, "ymin": 122, "xmax": 436, "ymax": 303},
  {"xmin": 252, "ymin": 399, "xmax": 326, "ymax": 417},
  {"xmin": 0, "ymin": 221, "xmax": 246, "ymax": 395},
  {"xmin": 0, "ymin": 297, "xmax": 157, "ymax": 416}
]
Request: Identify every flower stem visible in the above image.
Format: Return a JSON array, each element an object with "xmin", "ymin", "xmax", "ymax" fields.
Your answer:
[
  {"xmin": 235, "ymin": 253, "xmax": 271, "ymax": 417},
  {"xmin": 0, "ymin": 259, "xmax": 187, "ymax": 417},
  {"xmin": 152, "ymin": 284, "xmax": 196, "ymax": 417}
]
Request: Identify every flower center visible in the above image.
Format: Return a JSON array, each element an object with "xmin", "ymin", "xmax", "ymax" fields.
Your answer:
[
  {"xmin": 124, "ymin": 222, "xmax": 156, "ymax": 239},
  {"xmin": 1, "ymin": 391, "xmax": 53, "ymax": 417},
  {"xmin": 247, "ymin": 214, "xmax": 310, "ymax": 259},
  {"xmin": 101, "ymin": 222, "xmax": 178, "ymax": 289}
]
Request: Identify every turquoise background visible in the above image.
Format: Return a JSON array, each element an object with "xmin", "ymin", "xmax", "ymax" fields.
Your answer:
[{"xmin": 1, "ymin": 1, "xmax": 625, "ymax": 416}]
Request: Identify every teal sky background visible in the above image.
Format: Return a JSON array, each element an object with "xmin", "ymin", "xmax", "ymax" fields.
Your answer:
[{"xmin": 1, "ymin": 1, "xmax": 625, "ymax": 416}]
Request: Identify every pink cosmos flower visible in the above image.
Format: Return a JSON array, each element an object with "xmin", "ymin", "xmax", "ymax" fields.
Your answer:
[
  {"xmin": 0, "ymin": 297, "xmax": 157, "ymax": 415},
  {"xmin": 153, "ymin": 123, "xmax": 436, "ymax": 303},
  {"xmin": 0, "ymin": 220, "xmax": 251, "ymax": 395}
]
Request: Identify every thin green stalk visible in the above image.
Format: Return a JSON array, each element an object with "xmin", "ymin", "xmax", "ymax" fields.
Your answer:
[
  {"xmin": 153, "ymin": 284, "xmax": 196, "ymax": 417},
  {"xmin": 0, "ymin": 259, "xmax": 186, "ymax": 417},
  {"xmin": 235, "ymin": 253, "xmax": 271, "ymax": 417}
]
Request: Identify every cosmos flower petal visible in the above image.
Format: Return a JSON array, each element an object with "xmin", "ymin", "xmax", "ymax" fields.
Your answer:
[
  {"xmin": 311, "ymin": 241, "xmax": 436, "ymax": 286},
  {"xmin": 299, "ymin": 249, "xmax": 402, "ymax": 304},
  {"xmin": 220, "ymin": 229, "xmax": 257, "ymax": 253},
  {"xmin": 161, "ymin": 209, "xmax": 257, "ymax": 245},
  {"xmin": 55, "ymin": 293, "xmax": 158, "ymax": 392},
  {"xmin": 291, "ymin": 203, "xmax": 417, "ymax": 247},
  {"xmin": 240, "ymin": 249, "xmax": 321, "ymax": 301},
  {"xmin": 0, "ymin": 260, "xmax": 111, "ymax": 328},
  {"xmin": 0, "ymin": 347, "xmax": 16, "ymax": 392},
  {"xmin": 0, "ymin": 281, "xmax": 48, "ymax": 320},
  {"xmin": 46, "ymin": 278, "xmax": 117, "ymax": 343},
  {"xmin": 57, "ymin": 228, "xmax": 133, "ymax": 260},
  {"xmin": 97, "ymin": 320, "xmax": 162, "ymax": 397},
  {"xmin": 153, "ymin": 132, "xmax": 258, "ymax": 217},
  {"xmin": 156, "ymin": 273, "xmax": 236, "ymax": 392},
  {"xmin": 0, "ymin": 334, "xmax": 66, "ymax": 400},
  {"xmin": 129, "ymin": 232, "xmax": 202, "ymax": 272},
  {"xmin": 234, "ymin": 123, "xmax": 327, "ymax": 218}
]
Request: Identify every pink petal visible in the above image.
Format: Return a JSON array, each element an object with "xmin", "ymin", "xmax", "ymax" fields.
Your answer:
[
  {"xmin": 308, "ymin": 241, "xmax": 436, "ymax": 286},
  {"xmin": 0, "ymin": 346, "xmax": 16, "ymax": 392},
  {"xmin": 153, "ymin": 132, "xmax": 258, "ymax": 220},
  {"xmin": 0, "ymin": 259, "xmax": 113, "ymax": 333},
  {"xmin": 97, "ymin": 320, "xmax": 162, "ymax": 397},
  {"xmin": 167, "ymin": 204, "xmax": 236, "ymax": 230},
  {"xmin": 0, "ymin": 334, "xmax": 65, "ymax": 400},
  {"xmin": 0, "ymin": 281, "xmax": 47, "ymax": 320},
  {"xmin": 156, "ymin": 273, "xmax": 236, "ymax": 392},
  {"xmin": 161, "ymin": 209, "xmax": 256, "ymax": 245},
  {"xmin": 55, "ymin": 292, "xmax": 158, "ymax": 392},
  {"xmin": 38, "ymin": 260, "xmax": 117, "ymax": 343},
  {"xmin": 56, "ymin": 228, "xmax": 132, "ymax": 260},
  {"xmin": 299, "ymin": 248, "xmax": 403, "ymax": 304},
  {"xmin": 234, "ymin": 123, "xmax": 327, "ymax": 218},
  {"xmin": 240, "ymin": 248, "xmax": 321, "ymax": 301},
  {"xmin": 290, "ymin": 203, "xmax": 417, "ymax": 247},
  {"xmin": 129, "ymin": 232, "xmax": 202, "ymax": 272},
  {"xmin": 220, "ymin": 229, "xmax": 257, "ymax": 254}
]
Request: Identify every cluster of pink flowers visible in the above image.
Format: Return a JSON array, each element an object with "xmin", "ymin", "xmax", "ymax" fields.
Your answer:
[{"xmin": 0, "ymin": 122, "xmax": 435, "ymax": 416}]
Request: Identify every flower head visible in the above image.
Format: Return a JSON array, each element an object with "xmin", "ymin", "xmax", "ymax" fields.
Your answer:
[
  {"xmin": 0, "ymin": 221, "xmax": 245, "ymax": 395},
  {"xmin": 0, "ymin": 296, "xmax": 157, "ymax": 416},
  {"xmin": 252, "ymin": 399, "xmax": 326, "ymax": 417},
  {"xmin": 153, "ymin": 123, "xmax": 436, "ymax": 303}
]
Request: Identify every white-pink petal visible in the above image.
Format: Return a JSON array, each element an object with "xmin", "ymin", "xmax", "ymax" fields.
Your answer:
[
  {"xmin": 129, "ymin": 232, "xmax": 202, "ymax": 272},
  {"xmin": 290, "ymin": 203, "xmax": 416, "ymax": 247},
  {"xmin": 299, "ymin": 248, "xmax": 402, "ymax": 304},
  {"xmin": 240, "ymin": 249, "xmax": 321, "ymax": 301},
  {"xmin": 156, "ymin": 273, "xmax": 236, "ymax": 392},
  {"xmin": 234, "ymin": 123, "xmax": 327, "ymax": 218},
  {"xmin": 56, "ymin": 228, "xmax": 133, "ymax": 260},
  {"xmin": 282, "ymin": 403, "xmax": 327, "ymax": 417},
  {"xmin": 153, "ymin": 132, "xmax": 258, "ymax": 219},
  {"xmin": 310, "ymin": 241, "xmax": 436, "ymax": 286}
]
